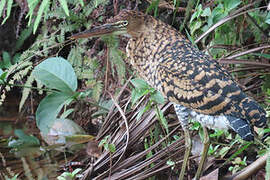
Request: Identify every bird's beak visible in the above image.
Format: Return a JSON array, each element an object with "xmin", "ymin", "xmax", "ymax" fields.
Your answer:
[{"xmin": 70, "ymin": 23, "xmax": 123, "ymax": 39}]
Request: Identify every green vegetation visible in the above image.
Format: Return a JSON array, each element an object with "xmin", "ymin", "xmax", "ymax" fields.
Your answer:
[{"xmin": 0, "ymin": 0, "xmax": 269, "ymax": 179}]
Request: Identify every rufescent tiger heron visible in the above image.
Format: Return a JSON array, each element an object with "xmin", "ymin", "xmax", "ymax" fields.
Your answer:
[{"xmin": 71, "ymin": 10, "xmax": 267, "ymax": 179}]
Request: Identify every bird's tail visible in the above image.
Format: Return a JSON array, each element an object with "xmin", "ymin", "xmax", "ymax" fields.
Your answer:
[
  {"xmin": 239, "ymin": 97, "xmax": 267, "ymax": 128},
  {"xmin": 226, "ymin": 116, "xmax": 254, "ymax": 141}
]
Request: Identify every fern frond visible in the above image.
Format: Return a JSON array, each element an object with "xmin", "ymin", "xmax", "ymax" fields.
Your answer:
[
  {"xmin": 92, "ymin": 81, "xmax": 103, "ymax": 102},
  {"xmin": 19, "ymin": 70, "xmax": 34, "ymax": 111}
]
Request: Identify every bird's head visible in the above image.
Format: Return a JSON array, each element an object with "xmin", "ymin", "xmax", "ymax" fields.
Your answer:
[{"xmin": 71, "ymin": 10, "xmax": 145, "ymax": 39}]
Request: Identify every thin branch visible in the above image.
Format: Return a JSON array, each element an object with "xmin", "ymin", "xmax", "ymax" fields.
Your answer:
[
  {"xmin": 109, "ymin": 93, "xmax": 130, "ymax": 170},
  {"xmin": 195, "ymin": 6, "xmax": 267, "ymax": 43},
  {"xmin": 225, "ymin": 45, "xmax": 270, "ymax": 59},
  {"xmin": 219, "ymin": 59, "xmax": 270, "ymax": 67}
]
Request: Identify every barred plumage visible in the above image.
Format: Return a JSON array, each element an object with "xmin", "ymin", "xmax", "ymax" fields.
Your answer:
[
  {"xmin": 122, "ymin": 10, "xmax": 266, "ymax": 140},
  {"xmin": 71, "ymin": 9, "xmax": 267, "ymax": 179}
]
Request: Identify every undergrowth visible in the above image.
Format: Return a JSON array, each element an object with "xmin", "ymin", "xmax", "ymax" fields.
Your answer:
[{"xmin": 0, "ymin": 0, "xmax": 269, "ymax": 179}]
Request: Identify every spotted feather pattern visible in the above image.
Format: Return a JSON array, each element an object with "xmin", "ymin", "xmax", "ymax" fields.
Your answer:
[{"xmin": 114, "ymin": 10, "xmax": 267, "ymax": 140}]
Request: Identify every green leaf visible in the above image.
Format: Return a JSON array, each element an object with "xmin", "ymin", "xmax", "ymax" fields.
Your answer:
[
  {"xmin": 36, "ymin": 92, "xmax": 72, "ymax": 134},
  {"xmin": 266, "ymin": 12, "xmax": 270, "ymax": 24},
  {"xmin": 224, "ymin": 0, "xmax": 241, "ymax": 12},
  {"xmin": 78, "ymin": 0, "xmax": 84, "ymax": 6},
  {"xmin": 156, "ymin": 107, "xmax": 168, "ymax": 134},
  {"xmin": 2, "ymin": 51, "xmax": 12, "ymax": 68},
  {"xmin": 146, "ymin": 0, "xmax": 160, "ymax": 17},
  {"xmin": 26, "ymin": 0, "xmax": 39, "ymax": 27},
  {"xmin": 190, "ymin": 20, "xmax": 202, "ymax": 35},
  {"xmin": 72, "ymin": 168, "xmax": 82, "ymax": 176},
  {"xmin": 0, "ymin": 0, "xmax": 6, "ymax": 18},
  {"xmin": 99, "ymin": 135, "xmax": 110, "ymax": 147},
  {"xmin": 166, "ymin": 160, "xmax": 175, "ymax": 166},
  {"xmin": 58, "ymin": 0, "xmax": 69, "ymax": 16},
  {"xmin": 131, "ymin": 78, "xmax": 150, "ymax": 89},
  {"xmin": 65, "ymin": 135, "xmax": 94, "ymax": 144},
  {"xmin": 131, "ymin": 88, "xmax": 149, "ymax": 105},
  {"xmin": 108, "ymin": 143, "xmax": 116, "ymax": 152},
  {"xmin": 253, "ymin": 53, "xmax": 270, "ymax": 59},
  {"xmin": 12, "ymin": 53, "xmax": 21, "ymax": 64},
  {"xmin": 136, "ymin": 102, "xmax": 151, "ymax": 121},
  {"xmin": 150, "ymin": 91, "xmax": 165, "ymax": 104},
  {"xmin": 110, "ymin": 49, "xmax": 126, "ymax": 83},
  {"xmin": 1, "ymin": 0, "xmax": 12, "ymax": 25},
  {"xmin": 0, "ymin": 71, "xmax": 7, "ymax": 84},
  {"xmin": 190, "ymin": 4, "xmax": 202, "ymax": 23},
  {"xmin": 33, "ymin": 57, "xmax": 77, "ymax": 94},
  {"xmin": 201, "ymin": 7, "xmax": 211, "ymax": 17},
  {"xmin": 33, "ymin": 0, "xmax": 50, "ymax": 34},
  {"xmin": 43, "ymin": 118, "xmax": 86, "ymax": 145},
  {"xmin": 60, "ymin": 108, "xmax": 74, "ymax": 119},
  {"xmin": 8, "ymin": 129, "xmax": 40, "ymax": 148}
]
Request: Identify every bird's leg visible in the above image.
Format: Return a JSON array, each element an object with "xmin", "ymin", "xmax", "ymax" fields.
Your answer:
[
  {"xmin": 174, "ymin": 104, "xmax": 191, "ymax": 180},
  {"xmin": 179, "ymin": 127, "xmax": 192, "ymax": 180},
  {"xmin": 194, "ymin": 126, "xmax": 210, "ymax": 180}
]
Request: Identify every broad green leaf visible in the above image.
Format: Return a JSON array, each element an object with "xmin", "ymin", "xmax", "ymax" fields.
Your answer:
[
  {"xmin": 36, "ymin": 92, "xmax": 72, "ymax": 134},
  {"xmin": 131, "ymin": 78, "xmax": 150, "ymax": 89},
  {"xmin": 0, "ymin": 69, "xmax": 3, "ymax": 76},
  {"xmin": 58, "ymin": 0, "xmax": 69, "ymax": 16},
  {"xmin": 42, "ymin": 118, "xmax": 86, "ymax": 145},
  {"xmin": 150, "ymin": 91, "xmax": 165, "ymax": 104},
  {"xmin": 201, "ymin": 7, "xmax": 211, "ymax": 17},
  {"xmin": 8, "ymin": 129, "xmax": 40, "ymax": 148},
  {"xmin": 131, "ymin": 88, "xmax": 149, "ymax": 105},
  {"xmin": 33, "ymin": 0, "xmax": 49, "ymax": 34},
  {"xmin": 224, "ymin": 0, "xmax": 241, "ymax": 12},
  {"xmin": 1, "ymin": 0, "xmax": 12, "ymax": 25},
  {"xmin": 0, "ymin": 0, "xmax": 6, "ymax": 18},
  {"xmin": 33, "ymin": 57, "xmax": 77, "ymax": 94}
]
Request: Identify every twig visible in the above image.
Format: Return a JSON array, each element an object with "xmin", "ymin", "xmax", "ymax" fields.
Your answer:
[
  {"xmin": 225, "ymin": 45, "xmax": 270, "ymax": 59},
  {"xmin": 109, "ymin": 92, "xmax": 130, "ymax": 170},
  {"xmin": 195, "ymin": 6, "xmax": 267, "ymax": 43}
]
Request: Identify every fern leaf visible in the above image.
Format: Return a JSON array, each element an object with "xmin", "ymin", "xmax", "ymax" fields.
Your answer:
[
  {"xmin": 92, "ymin": 81, "xmax": 103, "ymax": 102},
  {"xmin": 19, "ymin": 72, "xmax": 34, "ymax": 111}
]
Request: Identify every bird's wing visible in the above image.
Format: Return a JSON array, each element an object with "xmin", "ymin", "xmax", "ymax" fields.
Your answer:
[{"xmin": 156, "ymin": 55, "xmax": 265, "ymax": 127}]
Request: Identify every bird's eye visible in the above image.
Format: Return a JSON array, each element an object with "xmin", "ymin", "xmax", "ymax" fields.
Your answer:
[
  {"xmin": 116, "ymin": 20, "xmax": 128, "ymax": 28},
  {"xmin": 122, "ymin": 20, "xmax": 128, "ymax": 26}
]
